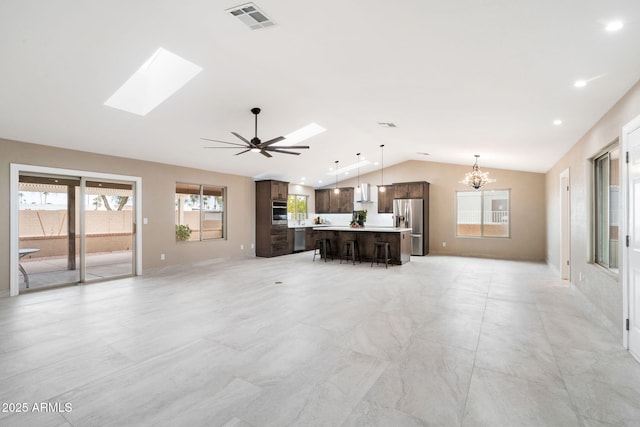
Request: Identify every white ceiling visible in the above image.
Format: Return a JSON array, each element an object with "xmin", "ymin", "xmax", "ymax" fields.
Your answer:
[{"xmin": 2, "ymin": 1, "xmax": 640, "ymax": 186}]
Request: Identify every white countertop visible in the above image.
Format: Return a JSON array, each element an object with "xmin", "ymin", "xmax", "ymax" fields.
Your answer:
[
  {"xmin": 289, "ymin": 223, "xmax": 330, "ymax": 228},
  {"xmin": 313, "ymin": 226, "xmax": 411, "ymax": 233}
]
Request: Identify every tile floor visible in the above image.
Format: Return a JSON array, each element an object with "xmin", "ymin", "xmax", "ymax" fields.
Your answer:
[{"xmin": 1, "ymin": 253, "xmax": 639, "ymax": 426}]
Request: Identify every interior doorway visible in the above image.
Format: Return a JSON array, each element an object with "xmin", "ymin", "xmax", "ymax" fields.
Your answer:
[{"xmin": 10, "ymin": 164, "xmax": 142, "ymax": 296}]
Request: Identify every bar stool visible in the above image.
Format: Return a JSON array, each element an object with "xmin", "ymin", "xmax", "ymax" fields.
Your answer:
[
  {"xmin": 340, "ymin": 240, "xmax": 361, "ymax": 265},
  {"xmin": 371, "ymin": 241, "xmax": 392, "ymax": 268},
  {"xmin": 313, "ymin": 238, "xmax": 333, "ymax": 262}
]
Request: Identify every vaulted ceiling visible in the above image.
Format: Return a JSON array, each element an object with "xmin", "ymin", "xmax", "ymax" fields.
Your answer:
[{"xmin": 2, "ymin": 1, "xmax": 640, "ymax": 186}]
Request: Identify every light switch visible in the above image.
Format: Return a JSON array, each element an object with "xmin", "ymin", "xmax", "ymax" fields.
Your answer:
[{"xmin": 143, "ymin": 218, "xmax": 148, "ymax": 224}]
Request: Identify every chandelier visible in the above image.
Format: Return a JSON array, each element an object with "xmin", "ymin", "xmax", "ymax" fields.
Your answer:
[{"xmin": 460, "ymin": 155, "xmax": 495, "ymax": 190}]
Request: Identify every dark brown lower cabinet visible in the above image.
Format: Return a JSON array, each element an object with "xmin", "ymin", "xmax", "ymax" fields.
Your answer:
[
  {"xmin": 313, "ymin": 229, "xmax": 410, "ymax": 264},
  {"xmin": 269, "ymin": 226, "xmax": 290, "ymax": 257}
]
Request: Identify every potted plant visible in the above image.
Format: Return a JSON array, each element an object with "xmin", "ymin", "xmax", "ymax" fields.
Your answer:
[
  {"xmin": 350, "ymin": 210, "xmax": 367, "ymax": 228},
  {"xmin": 176, "ymin": 224, "xmax": 192, "ymax": 241}
]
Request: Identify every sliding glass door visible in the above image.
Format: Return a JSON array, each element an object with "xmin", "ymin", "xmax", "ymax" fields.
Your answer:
[{"xmin": 17, "ymin": 173, "xmax": 136, "ymax": 291}]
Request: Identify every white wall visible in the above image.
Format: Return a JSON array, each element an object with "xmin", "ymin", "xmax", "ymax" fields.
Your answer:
[{"xmin": 545, "ymin": 78, "xmax": 640, "ymax": 338}]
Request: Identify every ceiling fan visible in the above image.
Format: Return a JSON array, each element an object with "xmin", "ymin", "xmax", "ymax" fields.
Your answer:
[{"xmin": 202, "ymin": 107, "xmax": 309, "ymax": 158}]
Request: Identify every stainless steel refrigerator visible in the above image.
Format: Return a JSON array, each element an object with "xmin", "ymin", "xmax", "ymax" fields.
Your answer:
[{"xmin": 393, "ymin": 199, "xmax": 424, "ymax": 255}]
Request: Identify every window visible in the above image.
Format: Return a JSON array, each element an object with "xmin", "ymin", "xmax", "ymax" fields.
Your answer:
[
  {"xmin": 287, "ymin": 194, "xmax": 308, "ymax": 222},
  {"xmin": 175, "ymin": 183, "xmax": 225, "ymax": 241},
  {"xmin": 594, "ymin": 146, "xmax": 619, "ymax": 272},
  {"xmin": 456, "ymin": 189, "xmax": 510, "ymax": 237}
]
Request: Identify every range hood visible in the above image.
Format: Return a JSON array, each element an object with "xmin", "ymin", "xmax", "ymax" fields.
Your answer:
[{"xmin": 356, "ymin": 183, "xmax": 372, "ymax": 203}]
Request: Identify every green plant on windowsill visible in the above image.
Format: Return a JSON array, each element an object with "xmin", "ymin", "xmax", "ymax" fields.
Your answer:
[
  {"xmin": 350, "ymin": 209, "xmax": 367, "ymax": 228},
  {"xmin": 176, "ymin": 224, "xmax": 192, "ymax": 241}
]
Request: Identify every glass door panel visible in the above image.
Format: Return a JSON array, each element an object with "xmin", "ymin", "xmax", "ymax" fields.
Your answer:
[
  {"xmin": 18, "ymin": 174, "xmax": 81, "ymax": 290},
  {"xmin": 83, "ymin": 180, "xmax": 135, "ymax": 281}
]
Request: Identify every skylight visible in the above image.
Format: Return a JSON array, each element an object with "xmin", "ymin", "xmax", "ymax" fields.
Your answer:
[
  {"xmin": 327, "ymin": 160, "xmax": 372, "ymax": 176},
  {"xmin": 273, "ymin": 122, "xmax": 326, "ymax": 146},
  {"xmin": 104, "ymin": 48, "xmax": 202, "ymax": 116}
]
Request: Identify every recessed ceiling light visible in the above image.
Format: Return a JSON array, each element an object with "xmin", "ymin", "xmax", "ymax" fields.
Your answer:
[
  {"xmin": 318, "ymin": 180, "xmax": 323, "ymax": 183},
  {"xmin": 553, "ymin": 119, "xmax": 563, "ymax": 126},
  {"xmin": 606, "ymin": 21, "xmax": 624, "ymax": 32},
  {"xmin": 104, "ymin": 47, "xmax": 202, "ymax": 116},
  {"xmin": 275, "ymin": 122, "xmax": 326, "ymax": 146},
  {"xmin": 574, "ymin": 80, "xmax": 587, "ymax": 88}
]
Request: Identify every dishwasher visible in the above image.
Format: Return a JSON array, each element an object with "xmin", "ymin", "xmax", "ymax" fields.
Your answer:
[{"xmin": 294, "ymin": 228, "xmax": 306, "ymax": 252}]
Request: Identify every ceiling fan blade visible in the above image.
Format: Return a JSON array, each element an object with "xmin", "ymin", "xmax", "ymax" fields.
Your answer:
[
  {"xmin": 268, "ymin": 149, "xmax": 301, "ymax": 155},
  {"xmin": 231, "ymin": 132, "xmax": 251, "ymax": 144},
  {"xmin": 260, "ymin": 150, "xmax": 273, "ymax": 158},
  {"xmin": 260, "ymin": 136, "xmax": 286, "ymax": 147},
  {"xmin": 205, "ymin": 146, "xmax": 250, "ymax": 149},
  {"xmin": 234, "ymin": 149, "xmax": 251, "ymax": 156},
  {"xmin": 201, "ymin": 138, "xmax": 247, "ymax": 147},
  {"xmin": 267, "ymin": 145, "xmax": 309, "ymax": 149}
]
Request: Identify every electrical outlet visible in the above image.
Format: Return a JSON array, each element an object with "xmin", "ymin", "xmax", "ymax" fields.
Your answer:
[
  {"xmin": 143, "ymin": 217, "xmax": 148, "ymax": 224},
  {"xmin": 241, "ymin": 244, "xmax": 244, "ymax": 250},
  {"xmin": 251, "ymin": 243, "xmax": 254, "ymax": 249},
  {"xmin": 160, "ymin": 253, "xmax": 165, "ymax": 260}
]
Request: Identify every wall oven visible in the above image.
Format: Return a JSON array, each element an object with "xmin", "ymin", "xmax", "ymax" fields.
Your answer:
[{"xmin": 272, "ymin": 201, "xmax": 288, "ymax": 225}]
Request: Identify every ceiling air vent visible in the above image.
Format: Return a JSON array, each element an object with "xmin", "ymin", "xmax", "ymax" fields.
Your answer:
[{"xmin": 227, "ymin": 3, "xmax": 275, "ymax": 30}]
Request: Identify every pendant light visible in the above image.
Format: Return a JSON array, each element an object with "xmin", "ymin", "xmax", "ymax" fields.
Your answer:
[
  {"xmin": 460, "ymin": 155, "xmax": 496, "ymax": 190},
  {"xmin": 378, "ymin": 144, "xmax": 386, "ymax": 192},
  {"xmin": 333, "ymin": 160, "xmax": 340, "ymax": 194}
]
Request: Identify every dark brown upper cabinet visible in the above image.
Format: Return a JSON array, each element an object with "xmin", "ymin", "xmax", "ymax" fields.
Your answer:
[
  {"xmin": 393, "ymin": 181, "xmax": 426, "ymax": 199},
  {"xmin": 315, "ymin": 187, "xmax": 354, "ymax": 213},
  {"xmin": 270, "ymin": 181, "xmax": 288, "ymax": 200},
  {"xmin": 377, "ymin": 185, "xmax": 394, "ymax": 213}
]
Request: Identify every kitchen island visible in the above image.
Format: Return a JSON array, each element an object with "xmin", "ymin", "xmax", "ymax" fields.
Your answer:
[{"xmin": 312, "ymin": 226, "xmax": 412, "ymax": 265}]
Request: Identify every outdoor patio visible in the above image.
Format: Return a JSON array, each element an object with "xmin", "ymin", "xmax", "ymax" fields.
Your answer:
[{"xmin": 18, "ymin": 251, "xmax": 133, "ymax": 291}]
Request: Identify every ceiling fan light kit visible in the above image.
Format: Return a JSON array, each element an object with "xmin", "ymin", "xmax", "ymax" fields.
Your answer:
[{"xmin": 202, "ymin": 107, "xmax": 310, "ymax": 158}]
